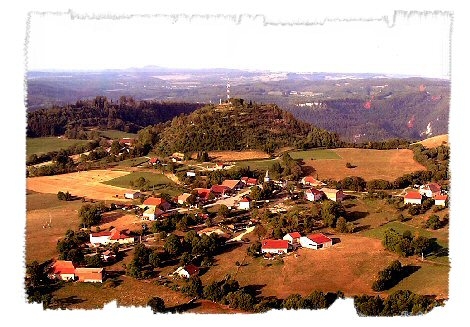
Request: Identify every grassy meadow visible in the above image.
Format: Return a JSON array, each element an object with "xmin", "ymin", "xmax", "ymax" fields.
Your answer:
[{"xmin": 27, "ymin": 137, "xmax": 91, "ymax": 156}]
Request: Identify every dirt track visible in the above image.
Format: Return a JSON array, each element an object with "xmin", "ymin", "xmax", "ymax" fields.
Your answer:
[{"xmin": 26, "ymin": 170, "xmax": 132, "ymax": 202}]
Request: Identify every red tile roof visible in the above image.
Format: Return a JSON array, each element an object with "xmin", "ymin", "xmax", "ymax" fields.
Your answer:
[
  {"xmin": 91, "ymin": 230, "xmax": 112, "ymax": 237},
  {"xmin": 239, "ymin": 196, "xmax": 251, "ymax": 202},
  {"xmin": 434, "ymin": 194, "xmax": 448, "ymax": 201},
  {"xmin": 75, "ymin": 268, "xmax": 103, "ymax": 282},
  {"xmin": 109, "ymin": 228, "xmax": 132, "ymax": 240},
  {"xmin": 222, "ymin": 179, "xmax": 241, "ymax": 189},
  {"xmin": 149, "ymin": 157, "xmax": 159, "ymax": 163},
  {"xmin": 195, "ymin": 188, "xmax": 212, "ymax": 199},
  {"xmin": 51, "ymin": 260, "xmax": 76, "ymax": 275},
  {"xmin": 288, "ymin": 232, "xmax": 302, "ymax": 238},
  {"xmin": 405, "ymin": 191, "xmax": 422, "ymax": 200},
  {"xmin": 247, "ymin": 178, "xmax": 258, "ymax": 185},
  {"xmin": 261, "ymin": 239, "xmax": 289, "ymax": 250},
  {"xmin": 210, "ymin": 185, "xmax": 230, "ymax": 194},
  {"xmin": 306, "ymin": 188, "xmax": 323, "ymax": 195},
  {"xmin": 184, "ymin": 264, "xmax": 200, "ymax": 276},
  {"xmin": 143, "ymin": 197, "xmax": 167, "ymax": 206},
  {"xmin": 307, "ymin": 233, "xmax": 332, "ymax": 244},
  {"xmin": 427, "ymin": 183, "xmax": 441, "ymax": 193},
  {"xmin": 241, "ymin": 177, "xmax": 249, "ymax": 182}
]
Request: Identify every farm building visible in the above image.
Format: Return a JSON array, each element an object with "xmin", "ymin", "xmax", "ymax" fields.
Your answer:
[
  {"xmin": 210, "ymin": 185, "xmax": 231, "ymax": 198},
  {"xmin": 177, "ymin": 193, "xmax": 192, "ymax": 205},
  {"xmin": 404, "ymin": 191, "xmax": 423, "ymax": 205},
  {"xmin": 301, "ymin": 176, "xmax": 326, "ymax": 188},
  {"xmin": 143, "ymin": 197, "xmax": 171, "ymax": 211},
  {"xmin": 148, "ymin": 157, "xmax": 160, "ymax": 165},
  {"xmin": 261, "ymin": 239, "xmax": 289, "ymax": 254},
  {"xmin": 238, "ymin": 196, "xmax": 251, "ymax": 210},
  {"xmin": 319, "ymin": 188, "xmax": 345, "ymax": 202},
  {"xmin": 241, "ymin": 177, "xmax": 258, "ymax": 187},
  {"xmin": 49, "ymin": 260, "xmax": 76, "ymax": 281},
  {"xmin": 283, "ymin": 232, "xmax": 301, "ymax": 244},
  {"xmin": 434, "ymin": 194, "xmax": 448, "ymax": 207},
  {"xmin": 222, "ymin": 179, "xmax": 244, "ymax": 191},
  {"xmin": 419, "ymin": 183, "xmax": 442, "ymax": 198},
  {"xmin": 119, "ymin": 138, "xmax": 136, "ymax": 146},
  {"xmin": 142, "ymin": 207, "xmax": 164, "ymax": 220},
  {"xmin": 174, "ymin": 264, "xmax": 200, "ymax": 279},
  {"xmin": 90, "ymin": 228, "xmax": 135, "ymax": 245},
  {"xmin": 186, "ymin": 171, "xmax": 196, "ymax": 177},
  {"xmin": 74, "ymin": 268, "xmax": 104, "ymax": 283},
  {"xmin": 124, "ymin": 191, "xmax": 141, "ymax": 199},
  {"xmin": 305, "ymin": 188, "xmax": 324, "ymax": 202},
  {"xmin": 300, "ymin": 233, "xmax": 333, "ymax": 250},
  {"xmin": 194, "ymin": 188, "xmax": 214, "ymax": 202}
]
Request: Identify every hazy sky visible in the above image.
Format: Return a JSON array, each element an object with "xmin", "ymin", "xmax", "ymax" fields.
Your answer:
[{"xmin": 27, "ymin": 12, "xmax": 451, "ymax": 78}]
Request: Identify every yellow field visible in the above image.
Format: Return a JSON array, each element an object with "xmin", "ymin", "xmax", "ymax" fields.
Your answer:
[
  {"xmin": 26, "ymin": 170, "xmax": 132, "ymax": 201},
  {"xmin": 303, "ymin": 148, "xmax": 426, "ymax": 181},
  {"xmin": 203, "ymin": 150, "xmax": 270, "ymax": 162},
  {"xmin": 416, "ymin": 134, "xmax": 449, "ymax": 148}
]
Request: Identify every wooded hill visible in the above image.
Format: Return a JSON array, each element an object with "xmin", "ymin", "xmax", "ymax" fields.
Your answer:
[
  {"xmin": 26, "ymin": 96, "xmax": 204, "ymax": 137},
  {"xmin": 153, "ymin": 99, "xmax": 343, "ymax": 155}
]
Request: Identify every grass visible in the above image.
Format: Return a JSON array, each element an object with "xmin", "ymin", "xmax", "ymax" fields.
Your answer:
[
  {"xmin": 111, "ymin": 157, "xmax": 149, "ymax": 168},
  {"xmin": 289, "ymin": 149, "xmax": 341, "ymax": 160},
  {"xmin": 103, "ymin": 172, "xmax": 173, "ymax": 189},
  {"xmin": 235, "ymin": 158, "xmax": 279, "ymax": 170},
  {"xmin": 27, "ymin": 137, "xmax": 90, "ymax": 156},
  {"xmin": 98, "ymin": 129, "xmax": 138, "ymax": 139}
]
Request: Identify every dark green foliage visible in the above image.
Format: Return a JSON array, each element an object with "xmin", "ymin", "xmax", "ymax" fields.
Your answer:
[
  {"xmin": 247, "ymin": 241, "xmax": 262, "ymax": 257},
  {"xmin": 425, "ymin": 215, "xmax": 442, "ymax": 230},
  {"xmin": 224, "ymin": 289, "xmax": 255, "ymax": 311},
  {"xmin": 321, "ymin": 200, "xmax": 346, "ymax": 228},
  {"xmin": 149, "ymin": 251, "xmax": 162, "ymax": 268},
  {"xmin": 57, "ymin": 191, "xmax": 72, "ymax": 201},
  {"xmin": 56, "ymin": 229, "xmax": 88, "ymax": 264},
  {"xmin": 79, "ymin": 203, "xmax": 105, "ymax": 228},
  {"xmin": 304, "ymin": 290, "xmax": 329, "ymax": 309},
  {"xmin": 354, "ymin": 295, "xmax": 384, "ymax": 316},
  {"xmin": 85, "ymin": 254, "xmax": 103, "ymax": 268},
  {"xmin": 217, "ymin": 204, "xmax": 229, "ymax": 218},
  {"xmin": 133, "ymin": 243, "xmax": 151, "ymax": 267},
  {"xmin": 372, "ymin": 260, "xmax": 403, "ymax": 291},
  {"xmin": 181, "ymin": 276, "xmax": 203, "ymax": 298},
  {"xmin": 382, "ymin": 228, "xmax": 434, "ymax": 257},
  {"xmin": 164, "ymin": 234, "xmax": 182, "ymax": 256},
  {"xmin": 366, "ymin": 179, "xmax": 393, "ymax": 190},
  {"xmin": 147, "ymin": 297, "xmax": 166, "ymax": 313},
  {"xmin": 338, "ymin": 176, "xmax": 366, "ymax": 191},
  {"xmin": 282, "ymin": 294, "xmax": 306, "ymax": 310}
]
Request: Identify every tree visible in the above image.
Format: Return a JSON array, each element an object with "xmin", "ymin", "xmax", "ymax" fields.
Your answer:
[
  {"xmin": 79, "ymin": 204, "xmax": 103, "ymax": 228},
  {"xmin": 354, "ymin": 295, "xmax": 384, "ymax": 316},
  {"xmin": 282, "ymin": 294, "xmax": 305, "ymax": 310},
  {"xmin": 304, "ymin": 290, "xmax": 328, "ymax": 309},
  {"xmin": 425, "ymin": 215, "xmax": 441, "ymax": 230},
  {"xmin": 335, "ymin": 217, "xmax": 348, "ymax": 233},
  {"xmin": 218, "ymin": 204, "xmax": 229, "ymax": 218},
  {"xmin": 149, "ymin": 251, "xmax": 162, "ymax": 268},
  {"xmin": 85, "ymin": 254, "xmax": 102, "ymax": 267},
  {"xmin": 250, "ymin": 186, "xmax": 262, "ymax": 201},
  {"xmin": 182, "ymin": 276, "xmax": 203, "ymax": 298},
  {"xmin": 133, "ymin": 243, "xmax": 151, "ymax": 267},
  {"xmin": 164, "ymin": 234, "xmax": 182, "ymax": 256},
  {"xmin": 147, "ymin": 297, "xmax": 166, "ymax": 313},
  {"xmin": 179, "ymin": 252, "xmax": 192, "ymax": 266}
]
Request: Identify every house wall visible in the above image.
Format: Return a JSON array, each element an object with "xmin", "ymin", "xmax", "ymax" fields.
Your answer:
[
  {"xmin": 59, "ymin": 273, "xmax": 75, "ymax": 281},
  {"xmin": 239, "ymin": 202, "xmax": 250, "ymax": 210},
  {"xmin": 261, "ymin": 248, "xmax": 288, "ymax": 254},
  {"xmin": 90, "ymin": 235, "xmax": 111, "ymax": 245},
  {"xmin": 282, "ymin": 235, "xmax": 294, "ymax": 243},
  {"xmin": 435, "ymin": 199, "xmax": 446, "ymax": 206},
  {"xmin": 299, "ymin": 237, "xmax": 319, "ymax": 249},
  {"xmin": 404, "ymin": 198, "xmax": 422, "ymax": 205},
  {"xmin": 306, "ymin": 192, "xmax": 321, "ymax": 202}
]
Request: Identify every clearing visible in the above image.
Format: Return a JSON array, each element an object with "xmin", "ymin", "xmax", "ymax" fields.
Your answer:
[
  {"xmin": 98, "ymin": 129, "xmax": 137, "ymax": 139},
  {"xmin": 26, "ymin": 170, "xmax": 132, "ymax": 202},
  {"xmin": 301, "ymin": 148, "xmax": 426, "ymax": 181},
  {"xmin": 27, "ymin": 137, "xmax": 91, "ymax": 156},
  {"xmin": 201, "ymin": 150, "xmax": 270, "ymax": 162},
  {"xmin": 289, "ymin": 149, "xmax": 342, "ymax": 160},
  {"xmin": 415, "ymin": 134, "xmax": 449, "ymax": 148}
]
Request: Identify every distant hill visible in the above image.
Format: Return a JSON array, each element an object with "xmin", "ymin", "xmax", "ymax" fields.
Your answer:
[
  {"xmin": 154, "ymin": 99, "xmax": 343, "ymax": 155},
  {"xmin": 415, "ymin": 134, "xmax": 449, "ymax": 148}
]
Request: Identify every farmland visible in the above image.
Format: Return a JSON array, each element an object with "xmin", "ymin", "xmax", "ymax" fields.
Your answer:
[
  {"xmin": 300, "ymin": 148, "xmax": 426, "ymax": 181},
  {"xmin": 27, "ymin": 137, "xmax": 91, "ymax": 156},
  {"xmin": 200, "ymin": 150, "xmax": 271, "ymax": 162},
  {"xmin": 235, "ymin": 158, "xmax": 279, "ymax": 170},
  {"xmin": 289, "ymin": 149, "xmax": 342, "ymax": 160},
  {"xmin": 98, "ymin": 129, "xmax": 137, "ymax": 139}
]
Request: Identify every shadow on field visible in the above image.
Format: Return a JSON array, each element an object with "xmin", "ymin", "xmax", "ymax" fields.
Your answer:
[
  {"xmin": 53, "ymin": 296, "xmax": 85, "ymax": 309},
  {"xmin": 101, "ymin": 211, "xmax": 126, "ymax": 224},
  {"xmin": 244, "ymin": 284, "xmax": 266, "ymax": 296},
  {"xmin": 354, "ymin": 224, "xmax": 371, "ymax": 232},
  {"xmin": 401, "ymin": 265, "xmax": 421, "ymax": 280},
  {"xmin": 167, "ymin": 300, "xmax": 201, "ymax": 313},
  {"xmin": 301, "ymin": 165, "xmax": 316, "ymax": 175},
  {"xmin": 347, "ymin": 211, "xmax": 369, "ymax": 221},
  {"xmin": 331, "ymin": 237, "xmax": 341, "ymax": 245}
]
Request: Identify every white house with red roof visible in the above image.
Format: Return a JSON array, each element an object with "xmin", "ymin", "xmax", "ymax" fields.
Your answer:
[
  {"xmin": 143, "ymin": 197, "xmax": 171, "ymax": 211},
  {"xmin": 305, "ymin": 188, "xmax": 324, "ymax": 202},
  {"xmin": 90, "ymin": 228, "xmax": 135, "ymax": 245},
  {"xmin": 261, "ymin": 239, "xmax": 290, "ymax": 254},
  {"xmin": 210, "ymin": 185, "xmax": 231, "ymax": 198},
  {"xmin": 222, "ymin": 179, "xmax": 244, "ymax": 191},
  {"xmin": 194, "ymin": 188, "xmax": 214, "ymax": 203},
  {"xmin": 49, "ymin": 260, "xmax": 76, "ymax": 281},
  {"xmin": 174, "ymin": 264, "xmax": 200, "ymax": 279},
  {"xmin": 241, "ymin": 177, "xmax": 258, "ymax": 187},
  {"xmin": 434, "ymin": 194, "xmax": 448, "ymax": 207},
  {"xmin": 300, "ymin": 233, "xmax": 333, "ymax": 249},
  {"xmin": 238, "ymin": 196, "xmax": 252, "ymax": 210},
  {"xmin": 124, "ymin": 191, "xmax": 141, "ymax": 199},
  {"xmin": 419, "ymin": 183, "xmax": 442, "ymax": 198},
  {"xmin": 283, "ymin": 232, "xmax": 302, "ymax": 244},
  {"xmin": 404, "ymin": 191, "xmax": 423, "ymax": 205},
  {"xmin": 142, "ymin": 207, "xmax": 164, "ymax": 220}
]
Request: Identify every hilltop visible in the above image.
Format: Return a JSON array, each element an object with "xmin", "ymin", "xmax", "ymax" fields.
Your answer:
[
  {"xmin": 154, "ymin": 99, "xmax": 342, "ymax": 155},
  {"xmin": 415, "ymin": 134, "xmax": 449, "ymax": 148}
]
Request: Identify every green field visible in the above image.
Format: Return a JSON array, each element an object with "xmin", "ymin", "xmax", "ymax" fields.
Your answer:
[
  {"xmin": 288, "ymin": 149, "xmax": 341, "ymax": 160},
  {"xmin": 235, "ymin": 158, "xmax": 279, "ymax": 170},
  {"xmin": 111, "ymin": 157, "xmax": 149, "ymax": 168},
  {"xmin": 102, "ymin": 171, "xmax": 173, "ymax": 188},
  {"xmin": 99, "ymin": 129, "xmax": 138, "ymax": 139},
  {"xmin": 27, "ymin": 137, "xmax": 91, "ymax": 156}
]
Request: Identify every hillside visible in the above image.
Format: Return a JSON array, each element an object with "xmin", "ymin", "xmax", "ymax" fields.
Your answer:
[
  {"xmin": 154, "ymin": 100, "xmax": 342, "ymax": 155},
  {"xmin": 415, "ymin": 134, "xmax": 449, "ymax": 148}
]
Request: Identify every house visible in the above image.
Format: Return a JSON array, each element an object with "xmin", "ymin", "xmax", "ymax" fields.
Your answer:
[
  {"xmin": 142, "ymin": 207, "xmax": 164, "ymax": 220},
  {"xmin": 241, "ymin": 177, "xmax": 258, "ymax": 187},
  {"xmin": 305, "ymin": 188, "xmax": 324, "ymax": 202},
  {"xmin": 194, "ymin": 188, "xmax": 214, "ymax": 202},
  {"xmin": 148, "ymin": 157, "xmax": 160, "ymax": 165},
  {"xmin": 434, "ymin": 194, "xmax": 448, "ymax": 207},
  {"xmin": 49, "ymin": 260, "xmax": 76, "ymax": 281},
  {"xmin": 300, "ymin": 233, "xmax": 333, "ymax": 250},
  {"xmin": 238, "ymin": 196, "xmax": 251, "ymax": 210},
  {"xmin": 222, "ymin": 179, "xmax": 244, "ymax": 191},
  {"xmin": 186, "ymin": 171, "xmax": 196, "ymax": 177},
  {"xmin": 404, "ymin": 191, "xmax": 423, "ymax": 205},
  {"xmin": 261, "ymin": 239, "xmax": 289, "ymax": 254},
  {"xmin": 124, "ymin": 191, "xmax": 141, "ymax": 199},
  {"xmin": 143, "ymin": 197, "xmax": 171, "ymax": 211},
  {"xmin": 74, "ymin": 268, "xmax": 104, "ymax": 283},
  {"xmin": 301, "ymin": 176, "xmax": 326, "ymax": 188},
  {"xmin": 419, "ymin": 183, "xmax": 442, "ymax": 198},
  {"xmin": 119, "ymin": 138, "xmax": 136, "ymax": 146},
  {"xmin": 210, "ymin": 185, "xmax": 231, "ymax": 198},
  {"xmin": 174, "ymin": 264, "xmax": 200, "ymax": 279},
  {"xmin": 319, "ymin": 188, "xmax": 345, "ymax": 202},
  {"xmin": 90, "ymin": 228, "xmax": 135, "ymax": 245},
  {"xmin": 283, "ymin": 232, "xmax": 301, "ymax": 244},
  {"xmin": 177, "ymin": 193, "xmax": 192, "ymax": 205},
  {"xmin": 101, "ymin": 250, "xmax": 116, "ymax": 262}
]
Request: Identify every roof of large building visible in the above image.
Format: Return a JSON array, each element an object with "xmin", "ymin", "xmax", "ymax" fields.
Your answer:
[
  {"xmin": 288, "ymin": 232, "xmax": 302, "ymax": 238},
  {"xmin": 210, "ymin": 185, "xmax": 230, "ymax": 194},
  {"xmin": 307, "ymin": 233, "xmax": 332, "ymax": 244},
  {"xmin": 405, "ymin": 191, "xmax": 423, "ymax": 200},
  {"xmin": 221, "ymin": 179, "xmax": 241, "ymax": 189},
  {"xmin": 143, "ymin": 197, "xmax": 167, "ymax": 206},
  {"xmin": 51, "ymin": 260, "xmax": 76, "ymax": 275},
  {"xmin": 261, "ymin": 239, "xmax": 289, "ymax": 250},
  {"xmin": 306, "ymin": 188, "xmax": 323, "ymax": 195},
  {"xmin": 434, "ymin": 194, "xmax": 448, "ymax": 201},
  {"xmin": 421, "ymin": 183, "xmax": 442, "ymax": 193}
]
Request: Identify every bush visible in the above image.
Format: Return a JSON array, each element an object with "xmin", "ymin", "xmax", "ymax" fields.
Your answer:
[
  {"xmin": 425, "ymin": 215, "xmax": 441, "ymax": 230},
  {"xmin": 371, "ymin": 260, "xmax": 403, "ymax": 291}
]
